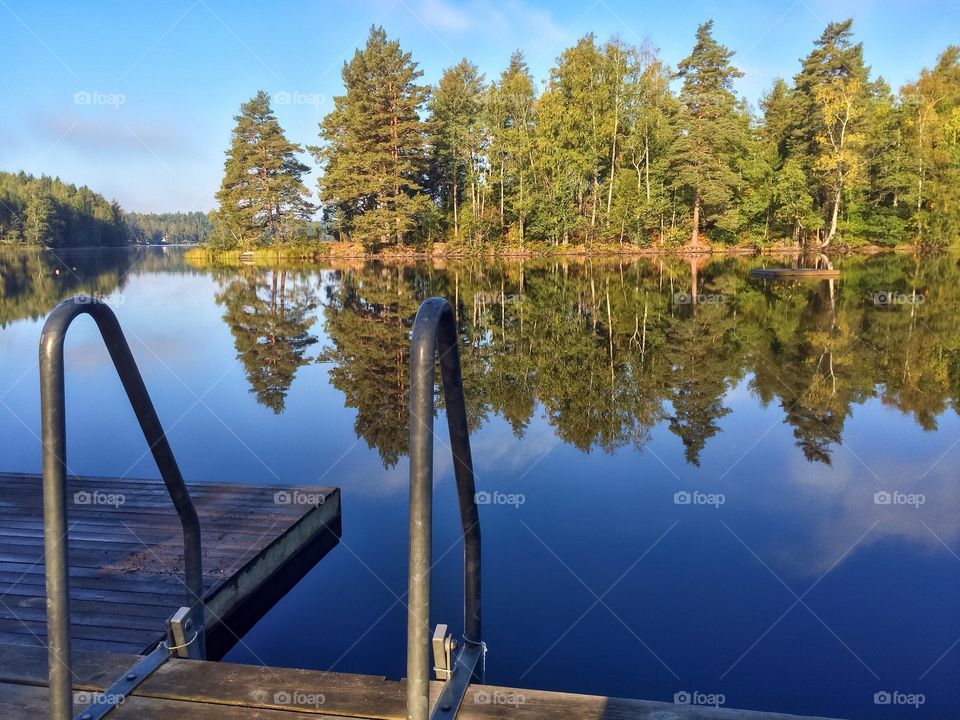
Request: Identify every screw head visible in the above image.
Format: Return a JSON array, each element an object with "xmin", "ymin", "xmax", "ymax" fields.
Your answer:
[{"xmin": 126, "ymin": 673, "xmax": 137, "ymax": 681}]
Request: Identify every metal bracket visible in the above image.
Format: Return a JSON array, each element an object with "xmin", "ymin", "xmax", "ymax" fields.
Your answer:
[
  {"xmin": 71, "ymin": 605, "xmax": 201, "ymax": 719},
  {"xmin": 72, "ymin": 642, "xmax": 168, "ymax": 720},
  {"xmin": 432, "ymin": 624, "xmax": 458, "ymax": 680},
  {"xmin": 429, "ymin": 641, "xmax": 485, "ymax": 720},
  {"xmin": 166, "ymin": 606, "xmax": 203, "ymax": 659}
]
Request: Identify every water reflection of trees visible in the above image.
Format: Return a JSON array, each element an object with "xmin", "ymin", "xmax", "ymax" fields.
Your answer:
[
  {"xmin": 315, "ymin": 254, "xmax": 960, "ymax": 467},
  {"xmin": 0, "ymin": 248, "xmax": 133, "ymax": 327},
  {"xmin": 0, "ymin": 247, "xmax": 203, "ymax": 328},
  {"xmin": 216, "ymin": 268, "xmax": 318, "ymax": 413}
]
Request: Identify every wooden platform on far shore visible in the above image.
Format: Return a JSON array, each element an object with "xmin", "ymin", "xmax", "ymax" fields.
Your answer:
[
  {"xmin": 750, "ymin": 268, "xmax": 840, "ymax": 280},
  {"xmin": 0, "ymin": 644, "xmax": 843, "ymax": 720},
  {"xmin": 0, "ymin": 472, "xmax": 341, "ymax": 658}
]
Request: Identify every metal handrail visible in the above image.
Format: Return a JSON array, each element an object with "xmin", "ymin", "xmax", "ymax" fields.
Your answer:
[
  {"xmin": 39, "ymin": 296, "xmax": 204, "ymax": 720},
  {"xmin": 407, "ymin": 297, "xmax": 482, "ymax": 720}
]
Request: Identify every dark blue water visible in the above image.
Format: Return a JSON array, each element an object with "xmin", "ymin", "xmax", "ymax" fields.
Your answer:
[{"xmin": 1, "ymin": 247, "xmax": 958, "ymax": 719}]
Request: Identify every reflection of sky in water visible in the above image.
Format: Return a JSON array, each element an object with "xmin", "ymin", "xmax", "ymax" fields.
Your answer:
[{"xmin": 0, "ymin": 251, "xmax": 958, "ymax": 720}]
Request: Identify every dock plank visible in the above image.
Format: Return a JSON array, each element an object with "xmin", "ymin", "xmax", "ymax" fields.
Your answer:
[
  {"xmin": 0, "ymin": 646, "xmax": 842, "ymax": 720},
  {"xmin": 0, "ymin": 472, "xmax": 340, "ymax": 657}
]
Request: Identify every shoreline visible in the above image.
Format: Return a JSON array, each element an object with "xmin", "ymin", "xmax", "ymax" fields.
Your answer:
[{"xmin": 183, "ymin": 240, "xmax": 921, "ymax": 266}]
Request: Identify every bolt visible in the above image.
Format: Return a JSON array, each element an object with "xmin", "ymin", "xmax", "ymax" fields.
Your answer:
[{"xmin": 126, "ymin": 673, "xmax": 137, "ymax": 681}]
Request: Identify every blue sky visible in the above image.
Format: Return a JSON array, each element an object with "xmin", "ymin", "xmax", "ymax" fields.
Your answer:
[{"xmin": 1, "ymin": 0, "xmax": 957, "ymax": 213}]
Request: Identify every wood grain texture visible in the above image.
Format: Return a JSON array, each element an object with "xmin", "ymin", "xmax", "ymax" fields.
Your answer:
[
  {"xmin": 0, "ymin": 645, "xmax": 842, "ymax": 720},
  {"xmin": 0, "ymin": 473, "xmax": 340, "ymax": 656}
]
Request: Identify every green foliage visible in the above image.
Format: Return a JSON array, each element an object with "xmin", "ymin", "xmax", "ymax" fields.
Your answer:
[
  {"xmin": 303, "ymin": 17, "xmax": 959, "ymax": 249},
  {"xmin": 315, "ymin": 26, "xmax": 430, "ymax": 248},
  {"xmin": 213, "ymin": 91, "xmax": 316, "ymax": 249},
  {"xmin": 0, "ymin": 171, "xmax": 128, "ymax": 247},
  {"xmin": 672, "ymin": 20, "xmax": 748, "ymax": 245},
  {"xmin": 126, "ymin": 211, "xmax": 213, "ymax": 244}
]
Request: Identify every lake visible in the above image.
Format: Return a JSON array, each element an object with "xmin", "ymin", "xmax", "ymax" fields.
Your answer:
[{"xmin": 1, "ymin": 246, "xmax": 958, "ymax": 719}]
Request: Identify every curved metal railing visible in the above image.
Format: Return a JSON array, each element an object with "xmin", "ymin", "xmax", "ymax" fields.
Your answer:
[
  {"xmin": 39, "ymin": 296, "xmax": 204, "ymax": 720},
  {"xmin": 407, "ymin": 297, "xmax": 483, "ymax": 720},
  {"xmin": 407, "ymin": 298, "xmax": 483, "ymax": 720}
]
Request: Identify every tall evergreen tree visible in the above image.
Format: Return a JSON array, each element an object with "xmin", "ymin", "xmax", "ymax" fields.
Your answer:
[
  {"xmin": 316, "ymin": 26, "xmax": 430, "ymax": 247},
  {"xmin": 213, "ymin": 91, "xmax": 315, "ymax": 248},
  {"xmin": 672, "ymin": 20, "xmax": 748, "ymax": 246}
]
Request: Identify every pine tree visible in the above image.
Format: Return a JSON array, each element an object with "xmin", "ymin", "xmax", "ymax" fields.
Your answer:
[
  {"xmin": 316, "ymin": 26, "xmax": 430, "ymax": 247},
  {"xmin": 672, "ymin": 20, "xmax": 748, "ymax": 246},
  {"xmin": 213, "ymin": 91, "xmax": 315, "ymax": 248}
]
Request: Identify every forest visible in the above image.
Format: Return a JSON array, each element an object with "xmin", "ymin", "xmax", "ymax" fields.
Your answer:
[
  {"xmin": 126, "ymin": 211, "xmax": 213, "ymax": 245},
  {"xmin": 211, "ymin": 19, "xmax": 960, "ymax": 252},
  {"xmin": 0, "ymin": 171, "xmax": 214, "ymax": 247},
  {"xmin": 0, "ymin": 171, "xmax": 128, "ymax": 248}
]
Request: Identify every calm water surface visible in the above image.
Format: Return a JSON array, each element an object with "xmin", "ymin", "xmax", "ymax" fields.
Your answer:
[{"xmin": 2, "ymin": 247, "xmax": 959, "ymax": 719}]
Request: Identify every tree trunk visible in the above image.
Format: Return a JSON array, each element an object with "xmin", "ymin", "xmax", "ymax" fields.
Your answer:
[
  {"xmin": 606, "ymin": 108, "xmax": 619, "ymax": 222},
  {"xmin": 823, "ymin": 188, "xmax": 841, "ymax": 247},
  {"xmin": 453, "ymin": 176, "xmax": 459, "ymax": 238},
  {"xmin": 690, "ymin": 189, "xmax": 701, "ymax": 246},
  {"xmin": 644, "ymin": 133, "xmax": 651, "ymax": 202}
]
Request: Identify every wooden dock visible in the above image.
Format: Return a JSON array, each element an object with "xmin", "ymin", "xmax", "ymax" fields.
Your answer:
[
  {"xmin": 750, "ymin": 268, "xmax": 840, "ymax": 280},
  {"xmin": 0, "ymin": 644, "xmax": 841, "ymax": 720},
  {"xmin": 0, "ymin": 472, "xmax": 340, "ymax": 658}
]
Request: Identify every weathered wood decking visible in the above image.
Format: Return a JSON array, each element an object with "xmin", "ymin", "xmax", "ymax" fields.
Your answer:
[
  {"xmin": 0, "ymin": 472, "xmax": 340, "ymax": 658},
  {"xmin": 0, "ymin": 644, "xmax": 840, "ymax": 720}
]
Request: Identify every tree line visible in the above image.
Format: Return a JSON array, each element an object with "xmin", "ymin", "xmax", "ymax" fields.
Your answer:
[
  {"xmin": 126, "ymin": 211, "xmax": 213, "ymax": 245},
  {"xmin": 0, "ymin": 171, "xmax": 216, "ymax": 247},
  {"xmin": 211, "ymin": 20, "xmax": 960, "ymax": 251},
  {"xmin": 0, "ymin": 171, "xmax": 128, "ymax": 247}
]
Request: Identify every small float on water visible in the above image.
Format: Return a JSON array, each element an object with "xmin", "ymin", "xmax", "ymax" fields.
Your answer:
[{"xmin": 750, "ymin": 267, "xmax": 840, "ymax": 280}]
